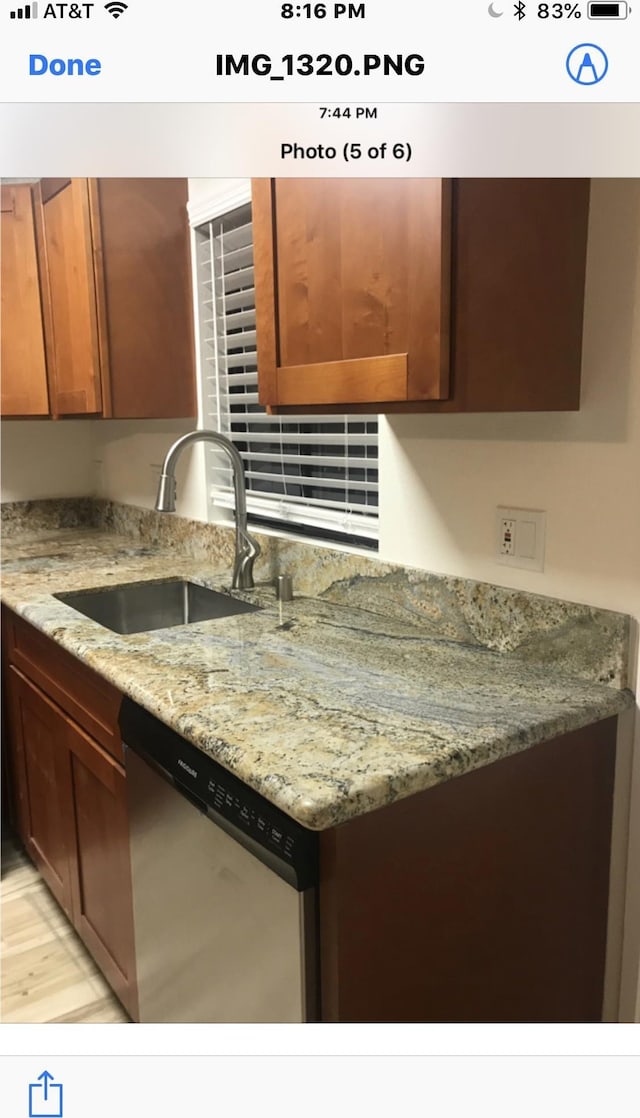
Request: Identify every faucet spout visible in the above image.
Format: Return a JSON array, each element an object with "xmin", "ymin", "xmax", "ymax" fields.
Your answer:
[{"xmin": 155, "ymin": 430, "xmax": 261, "ymax": 590}]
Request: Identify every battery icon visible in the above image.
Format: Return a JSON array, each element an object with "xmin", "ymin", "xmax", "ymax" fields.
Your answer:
[{"xmin": 587, "ymin": 2, "xmax": 629, "ymax": 16}]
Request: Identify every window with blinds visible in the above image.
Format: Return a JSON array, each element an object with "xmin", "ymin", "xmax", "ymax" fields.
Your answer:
[{"xmin": 194, "ymin": 202, "xmax": 379, "ymax": 548}]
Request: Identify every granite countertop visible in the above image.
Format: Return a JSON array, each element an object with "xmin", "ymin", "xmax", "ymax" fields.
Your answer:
[{"xmin": 1, "ymin": 519, "xmax": 634, "ymax": 831}]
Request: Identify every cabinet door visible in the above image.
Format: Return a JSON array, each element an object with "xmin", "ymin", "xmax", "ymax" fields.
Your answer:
[
  {"xmin": 253, "ymin": 178, "xmax": 451, "ymax": 410},
  {"xmin": 40, "ymin": 178, "xmax": 103, "ymax": 416},
  {"xmin": 5, "ymin": 666, "xmax": 75, "ymax": 919},
  {"xmin": 0, "ymin": 184, "xmax": 51, "ymax": 416},
  {"xmin": 64, "ymin": 715, "xmax": 138, "ymax": 1019},
  {"xmin": 93, "ymin": 178, "xmax": 196, "ymax": 419},
  {"xmin": 448, "ymin": 178, "xmax": 589, "ymax": 413}
]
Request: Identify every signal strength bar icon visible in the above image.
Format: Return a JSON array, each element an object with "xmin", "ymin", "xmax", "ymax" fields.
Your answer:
[{"xmin": 10, "ymin": 2, "xmax": 38, "ymax": 16}]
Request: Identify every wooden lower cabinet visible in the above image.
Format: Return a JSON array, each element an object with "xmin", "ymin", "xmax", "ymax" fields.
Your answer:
[
  {"xmin": 1, "ymin": 609, "xmax": 619, "ymax": 1024},
  {"xmin": 318, "ymin": 718, "xmax": 617, "ymax": 1023},
  {"xmin": 4, "ymin": 658, "xmax": 137, "ymax": 1018},
  {"xmin": 7, "ymin": 666, "xmax": 76, "ymax": 920},
  {"xmin": 65, "ymin": 715, "xmax": 138, "ymax": 1018}
]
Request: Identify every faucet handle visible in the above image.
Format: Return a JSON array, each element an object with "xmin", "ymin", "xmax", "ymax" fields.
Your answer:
[{"xmin": 233, "ymin": 527, "xmax": 261, "ymax": 590}]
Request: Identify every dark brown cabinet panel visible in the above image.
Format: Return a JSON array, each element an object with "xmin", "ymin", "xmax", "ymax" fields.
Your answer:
[
  {"xmin": 447, "ymin": 178, "xmax": 590, "ymax": 413},
  {"xmin": 318, "ymin": 718, "xmax": 616, "ymax": 1023},
  {"xmin": 94, "ymin": 178, "xmax": 196, "ymax": 419},
  {"xmin": 6, "ymin": 666, "xmax": 75, "ymax": 919},
  {"xmin": 0, "ymin": 184, "xmax": 52, "ymax": 417},
  {"xmin": 253, "ymin": 178, "xmax": 590, "ymax": 415}
]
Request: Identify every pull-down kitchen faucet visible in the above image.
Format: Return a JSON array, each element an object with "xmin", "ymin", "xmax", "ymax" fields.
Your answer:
[{"xmin": 155, "ymin": 430, "xmax": 261, "ymax": 590}]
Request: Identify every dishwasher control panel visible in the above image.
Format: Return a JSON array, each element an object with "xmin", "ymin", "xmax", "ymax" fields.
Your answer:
[
  {"xmin": 120, "ymin": 697, "xmax": 318, "ymax": 891},
  {"xmin": 206, "ymin": 776, "xmax": 299, "ymax": 864}
]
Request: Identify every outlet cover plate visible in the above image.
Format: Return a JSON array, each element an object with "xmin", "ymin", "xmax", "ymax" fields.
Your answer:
[{"xmin": 495, "ymin": 507, "xmax": 546, "ymax": 572}]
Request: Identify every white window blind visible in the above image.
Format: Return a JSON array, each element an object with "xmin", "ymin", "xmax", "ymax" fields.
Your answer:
[{"xmin": 194, "ymin": 202, "xmax": 379, "ymax": 545}]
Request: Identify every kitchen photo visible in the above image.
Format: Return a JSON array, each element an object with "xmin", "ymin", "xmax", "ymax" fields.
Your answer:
[{"xmin": 1, "ymin": 175, "xmax": 639, "ymax": 1025}]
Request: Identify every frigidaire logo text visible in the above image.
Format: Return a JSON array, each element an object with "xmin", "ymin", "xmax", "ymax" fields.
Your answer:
[{"xmin": 177, "ymin": 758, "xmax": 198, "ymax": 779}]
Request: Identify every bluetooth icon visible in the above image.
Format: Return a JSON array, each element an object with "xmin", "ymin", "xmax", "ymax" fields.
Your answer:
[{"xmin": 514, "ymin": 1, "xmax": 526, "ymax": 16}]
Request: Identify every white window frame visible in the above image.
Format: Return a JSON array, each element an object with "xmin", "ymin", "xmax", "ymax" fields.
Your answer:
[{"xmin": 188, "ymin": 180, "xmax": 379, "ymax": 548}]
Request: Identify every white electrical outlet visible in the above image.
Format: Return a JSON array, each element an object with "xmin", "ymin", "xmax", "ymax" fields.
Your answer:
[
  {"xmin": 499, "ymin": 518, "xmax": 516, "ymax": 556},
  {"xmin": 495, "ymin": 507, "xmax": 546, "ymax": 572}
]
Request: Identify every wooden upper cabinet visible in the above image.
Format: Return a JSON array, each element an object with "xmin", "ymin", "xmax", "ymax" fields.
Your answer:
[
  {"xmin": 0, "ymin": 184, "xmax": 51, "ymax": 417},
  {"xmin": 253, "ymin": 178, "xmax": 451, "ymax": 409},
  {"xmin": 40, "ymin": 177, "xmax": 196, "ymax": 419},
  {"xmin": 92, "ymin": 179, "xmax": 196, "ymax": 419},
  {"xmin": 253, "ymin": 178, "xmax": 591, "ymax": 415},
  {"xmin": 41, "ymin": 178, "xmax": 103, "ymax": 415},
  {"xmin": 2, "ymin": 177, "xmax": 196, "ymax": 420}
]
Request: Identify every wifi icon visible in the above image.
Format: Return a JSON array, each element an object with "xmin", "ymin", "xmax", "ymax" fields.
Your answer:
[{"xmin": 104, "ymin": 1, "xmax": 128, "ymax": 16}]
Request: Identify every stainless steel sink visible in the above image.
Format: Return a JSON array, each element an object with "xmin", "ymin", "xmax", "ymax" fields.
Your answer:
[{"xmin": 54, "ymin": 579, "xmax": 260, "ymax": 635}]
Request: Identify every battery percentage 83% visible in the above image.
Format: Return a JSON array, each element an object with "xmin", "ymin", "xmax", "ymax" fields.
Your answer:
[{"xmin": 537, "ymin": 3, "xmax": 582, "ymax": 15}]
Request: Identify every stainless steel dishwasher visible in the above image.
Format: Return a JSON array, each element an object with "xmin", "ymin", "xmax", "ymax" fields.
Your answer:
[{"xmin": 120, "ymin": 698, "xmax": 319, "ymax": 1023}]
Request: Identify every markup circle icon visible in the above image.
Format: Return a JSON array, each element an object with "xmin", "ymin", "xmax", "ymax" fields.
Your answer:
[{"xmin": 566, "ymin": 43, "xmax": 609, "ymax": 85}]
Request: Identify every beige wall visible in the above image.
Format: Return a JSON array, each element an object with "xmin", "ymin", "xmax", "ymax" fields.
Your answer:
[
  {"xmin": 0, "ymin": 418, "xmax": 208, "ymax": 520},
  {"xmin": 0, "ymin": 419, "xmax": 97, "ymax": 501},
  {"xmin": 92, "ymin": 420, "xmax": 208, "ymax": 523}
]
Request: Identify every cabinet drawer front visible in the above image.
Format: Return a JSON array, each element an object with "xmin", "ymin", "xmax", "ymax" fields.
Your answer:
[{"xmin": 5, "ymin": 611, "xmax": 122, "ymax": 761}]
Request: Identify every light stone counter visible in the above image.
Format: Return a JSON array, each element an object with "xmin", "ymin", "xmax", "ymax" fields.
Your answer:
[{"xmin": 1, "ymin": 501, "xmax": 634, "ymax": 830}]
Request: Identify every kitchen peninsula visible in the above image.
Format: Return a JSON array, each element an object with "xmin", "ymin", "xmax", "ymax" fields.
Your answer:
[{"xmin": 2, "ymin": 499, "xmax": 633, "ymax": 1023}]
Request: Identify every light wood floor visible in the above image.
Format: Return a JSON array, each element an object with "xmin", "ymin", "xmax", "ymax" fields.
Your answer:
[{"xmin": 1, "ymin": 837, "xmax": 129, "ymax": 1023}]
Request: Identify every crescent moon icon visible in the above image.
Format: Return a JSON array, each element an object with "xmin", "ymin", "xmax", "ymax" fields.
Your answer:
[{"xmin": 488, "ymin": 2, "xmax": 504, "ymax": 14}]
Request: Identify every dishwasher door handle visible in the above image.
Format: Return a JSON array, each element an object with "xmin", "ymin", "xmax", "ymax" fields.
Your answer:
[
  {"xmin": 173, "ymin": 778, "xmax": 209, "ymax": 814},
  {"xmin": 124, "ymin": 740, "xmax": 209, "ymax": 816}
]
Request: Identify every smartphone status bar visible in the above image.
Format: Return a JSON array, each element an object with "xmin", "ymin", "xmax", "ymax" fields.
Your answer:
[{"xmin": 0, "ymin": 0, "xmax": 637, "ymax": 101}]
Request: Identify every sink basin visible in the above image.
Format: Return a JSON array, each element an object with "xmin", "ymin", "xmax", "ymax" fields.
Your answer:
[{"xmin": 54, "ymin": 579, "xmax": 260, "ymax": 635}]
